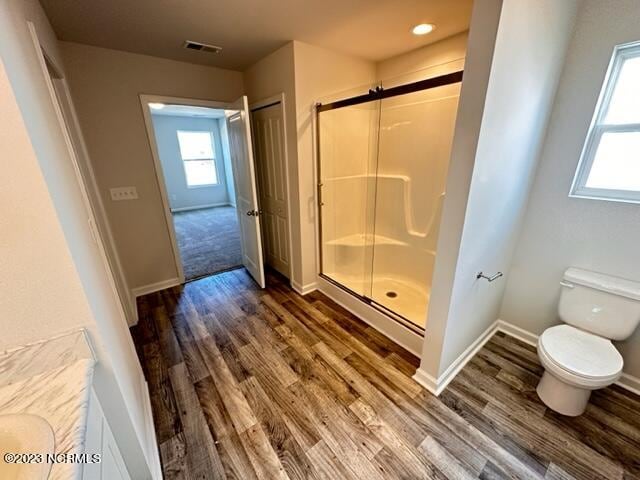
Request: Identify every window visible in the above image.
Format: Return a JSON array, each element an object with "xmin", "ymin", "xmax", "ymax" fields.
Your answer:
[
  {"xmin": 571, "ymin": 42, "xmax": 640, "ymax": 203},
  {"xmin": 177, "ymin": 130, "xmax": 218, "ymax": 187}
]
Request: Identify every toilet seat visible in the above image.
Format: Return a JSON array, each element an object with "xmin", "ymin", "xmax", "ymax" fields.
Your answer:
[{"xmin": 538, "ymin": 325, "xmax": 623, "ymax": 389}]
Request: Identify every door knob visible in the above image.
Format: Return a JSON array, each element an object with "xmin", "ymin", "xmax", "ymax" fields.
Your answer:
[{"xmin": 246, "ymin": 209, "xmax": 261, "ymax": 216}]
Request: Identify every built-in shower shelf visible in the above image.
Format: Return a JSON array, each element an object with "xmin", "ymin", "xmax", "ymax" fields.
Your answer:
[{"xmin": 325, "ymin": 234, "xmax": 407, "ymax": 247}]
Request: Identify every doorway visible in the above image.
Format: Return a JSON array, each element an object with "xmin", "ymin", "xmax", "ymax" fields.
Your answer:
[
  {"xmin": 141, "ymin": 95, "xmax": 266, "ymax": 287},
  {"xmin": 148, "ymin": 104, "xmax": 240, "ymax": 280}
]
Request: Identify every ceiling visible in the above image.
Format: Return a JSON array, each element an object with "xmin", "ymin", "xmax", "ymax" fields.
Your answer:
[
  {"xmin": 39, "ymin": 0, "xmax": 473, "ymax": 71},
  {"xmin": 150, "ymin": 104, "xmax": 226, "ymax": 119}
]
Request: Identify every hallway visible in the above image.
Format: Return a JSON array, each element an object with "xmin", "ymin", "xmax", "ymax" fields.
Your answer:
[
  {"xmin": 172, "ymin": 206, "xmax": 242, "ymax": 280},
  {"xmin": 131, "ymin": 269, "xmax": 640, "ymax": 480}
]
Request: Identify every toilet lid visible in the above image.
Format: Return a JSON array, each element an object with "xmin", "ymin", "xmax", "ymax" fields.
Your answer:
[{"xmin": 539, "ymin": 325, "xmax": 623, "ymax": 379}]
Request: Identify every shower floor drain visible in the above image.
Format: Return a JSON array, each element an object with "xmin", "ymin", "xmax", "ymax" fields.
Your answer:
[{"xmin": 385, "ymin": 291, "xmax": 398, "ymax": 298}]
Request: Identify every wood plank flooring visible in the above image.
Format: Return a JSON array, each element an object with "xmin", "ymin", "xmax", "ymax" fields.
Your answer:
[{"xmin": 131, "ymin": 268, "xmax": 640, "ymax": 479}]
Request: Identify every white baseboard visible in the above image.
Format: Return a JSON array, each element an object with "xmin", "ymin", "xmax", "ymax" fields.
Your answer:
[
  {"xmin": 131, "ymin": 277, "xmax": 181, "ymax": 298},
  {"xmin": 495, "ymin": 320, "xmax": 538, "ymax": 347},
  {"xmin": 291, "ymin": 279, "xmax": 318, "ymax": 296},
  {"xmin": 413, "ymin": 318, "xmax": 640, "ymax": 398},
  {"xmin": 412, "ymin": 368, "xmax": 439, "ymax": 395},
  {"xmin": 141, "ymin": 380, "xmax": 162, "ymax": 480},
  {"xmin": 127, "ymin": 307, "xmax": 140, "ymax": 328},
  {"xmin": 413, "ymin": 319, "xmax": 500, "ymax": 396},
  {"xmin": 618, "ymin": 373, "xmax": 640, "ymax": 396},
  {"xmin": 170, "ymin": 202, "xmax": 230, "ymax": 213},
  {"xmin": 413, "ymin": 319, "xmax": 640, "ymax": 396},
  {"xmin": 496, "ymin": 320, "xmax": 640, "ymax": 397}
]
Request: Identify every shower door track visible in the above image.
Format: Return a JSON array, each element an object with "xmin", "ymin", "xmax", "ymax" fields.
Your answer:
[
  {"xmin": 319, "ymin": 273, "xmax": 426, "ymax": 337},
  {"xmin": 316, "ymin": 70, "xmax": 463, "ymax": 112}
]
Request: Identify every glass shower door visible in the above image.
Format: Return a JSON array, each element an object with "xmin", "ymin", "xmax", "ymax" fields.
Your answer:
[
  {"xmin": 317, "ymin": 69, "xmax": 462, "ymax": 333},
  {"xmin": 317, "ymin": 98, "xmax": 380, "ymax": 297},
  {"xmin": 368, "ymin": 82, "xmax": 461, "ymax": 329}
]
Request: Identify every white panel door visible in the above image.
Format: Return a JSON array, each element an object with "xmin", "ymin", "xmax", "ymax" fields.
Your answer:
[
  {"xmin": 227, "ymin": 96, "xmax": 266, "ymax": 287},
  {"xmin": 252, "ymin": 103, "xmax": 291, "ymax": 278}
]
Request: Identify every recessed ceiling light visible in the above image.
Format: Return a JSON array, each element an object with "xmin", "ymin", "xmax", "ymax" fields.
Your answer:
[
  {"xmin": 149, "ymin": 103, "xmax": 165, "ymax": 110},
  {"xmin": 412, "ymin": 23, "xmax": 435, "ymax": 36}
]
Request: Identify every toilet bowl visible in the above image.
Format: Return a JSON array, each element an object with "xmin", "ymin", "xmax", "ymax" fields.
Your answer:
[
  {"xmin": 536, "ymin": 324, "xmax": 623, "ymax": 416},
  {"xmin": 536, "ymin": 268, "xmax": 640, "ymax": 416}
]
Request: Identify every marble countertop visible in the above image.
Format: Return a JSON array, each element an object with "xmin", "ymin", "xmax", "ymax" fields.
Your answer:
[{"xmin": 0, "ymin": 330, "xmax": 96, "ymax": 480}]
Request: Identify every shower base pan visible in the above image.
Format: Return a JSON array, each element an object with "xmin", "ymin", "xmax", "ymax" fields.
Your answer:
[
  {"xmin": 321, "ymin": 272, "xmax": 429, "ymax": 332},
  {"xmin": 317, "ymin": 275, "xmax": 425, "ymax": 356}
]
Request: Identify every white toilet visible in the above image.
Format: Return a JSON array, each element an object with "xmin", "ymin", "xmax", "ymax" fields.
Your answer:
[{"xmin": 537, "ymin": 267, "xmax": 640, "ymax": 416}]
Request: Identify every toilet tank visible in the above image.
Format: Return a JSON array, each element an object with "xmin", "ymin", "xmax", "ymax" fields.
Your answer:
[{"xmin": 558, "ymin": 268, "xmax": 640, "ymax": 341}]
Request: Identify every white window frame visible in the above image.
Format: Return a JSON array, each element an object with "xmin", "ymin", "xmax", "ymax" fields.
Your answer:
[
  {"xmin": 177, "ymin": 129, "xmax": 219, "ymax": 188},
  {"xmin": 570, "ymin": 41, "xmax": 640, "ymax": 204}
]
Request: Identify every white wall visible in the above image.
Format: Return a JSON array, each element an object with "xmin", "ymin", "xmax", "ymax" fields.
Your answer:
[
  {"xmin": 292, "ymin": 41, "xmax": 377, "ymax": 290},
  {"xmin": 416, "ymin": 0, "xmax": 503, "ymax": 380},
  {"xmin": 243, "ymin": 41, "xmax": 377, "ymax": 291},
  {"xmin": 418, "ymin": 0, "xmax": 580, "ymax": 381},
  {"xmin": 500, "ymin": 0, "xmax": 640, "ymax": 378},
  {"xmin": 0, "ymin": 0, "xmax": 157, "ymax": 477},
  {"xmin": 150, "ymin": 114, "xmax": 230, "ymax": 210},
  {"xmin": 61, "ymin": 42, "xmax": 244, "ymax": 290},
  {"xmin": 0, "ymin": 48, "xmax": 91, "ymax": 359},
  {"xmin": 377, "ymin": 32, "xmax": 468, "ymax": 85}
]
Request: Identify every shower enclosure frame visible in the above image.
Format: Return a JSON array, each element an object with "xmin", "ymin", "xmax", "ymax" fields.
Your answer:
[{"xmin": 315, "ymin": 70, "xmax": 464, "ymax": 335}]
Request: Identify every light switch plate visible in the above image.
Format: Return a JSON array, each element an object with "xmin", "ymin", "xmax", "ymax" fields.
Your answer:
[{"xmin": 110, "ymin": 186, "xmax": 138, "ymax": 201}]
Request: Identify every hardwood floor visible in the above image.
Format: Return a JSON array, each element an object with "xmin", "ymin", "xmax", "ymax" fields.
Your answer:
[{"xmin": 131, "ymin": 268, "xmax": 640, "ymax": 479}]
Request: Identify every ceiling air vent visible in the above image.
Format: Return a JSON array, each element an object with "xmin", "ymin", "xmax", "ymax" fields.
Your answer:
[{"xmin": 182, "ymin": 40, "xmax": 222, "ymax": 54}]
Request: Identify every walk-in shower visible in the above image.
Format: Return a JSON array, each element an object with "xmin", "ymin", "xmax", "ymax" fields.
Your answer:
[{"xmin": 316, "ymin": 71, "xmax": 462, "ymax": 334}]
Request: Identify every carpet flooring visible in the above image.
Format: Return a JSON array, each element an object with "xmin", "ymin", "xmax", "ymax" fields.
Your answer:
[{"xmin": 172, "ymin": 206, "xmax": 242, "ymax": 280}]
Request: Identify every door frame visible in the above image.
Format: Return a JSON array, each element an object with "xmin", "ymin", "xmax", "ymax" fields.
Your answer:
[
  {"xmin": 249, "ymin": 93, "xmax": 295, "ymax": 281},
  {"xmin": 139, "ymin": 94, "xmax": 239, "ymax": 284},
  {"xmin": 27, "ymin": 22, "xmax": 139, "ymax": 325}
]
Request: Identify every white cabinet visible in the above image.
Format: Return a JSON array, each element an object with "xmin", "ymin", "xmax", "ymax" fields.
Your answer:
[{"xmin": 82, "ymin": 389, "xmax": 131, "ymax": 480}]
